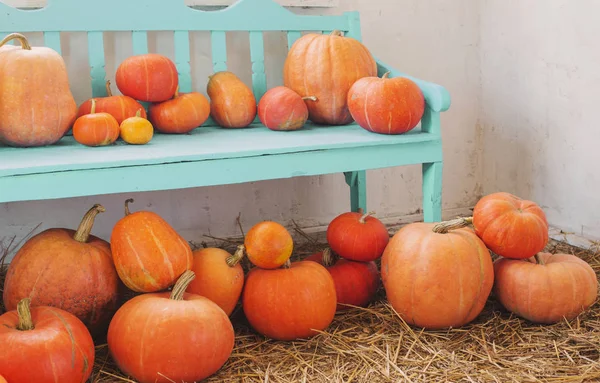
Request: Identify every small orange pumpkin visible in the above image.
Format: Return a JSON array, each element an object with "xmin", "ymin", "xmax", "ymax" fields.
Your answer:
[
  {"xmin": 110, "ymin": 199, "xmax": 193, "ymax": 293},
  {"xmin": 77, "ymin": 80, "xmax": 147, "ymax": 124},
  {"xmin": 72, "ymin": 99, "xmax": 120, "ymax": 147},
  {"xmin": 257, "ymin": 86, "xmax": 315, "ymax": 131},
  {"xmin": 493, "ymin": 252, "xmax": 598, "ymax": 324},
  {"xmin": 149, "ymin": 86, "xmax": 211, "ymax": 134},
  {"xmin": 186, "ymin": 246, "xmax": 245, "ymax": 316},
  {"xmin": 243, "ymin": 221, "xmax": 293, "ymax": 269},
  {"xmin": 119, "ymin": 109, "xmax": 154, "ymax": 145}
]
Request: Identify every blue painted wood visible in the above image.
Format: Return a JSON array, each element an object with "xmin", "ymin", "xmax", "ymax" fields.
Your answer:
[{"xmin": 0, "ymin": 0, "xmax": 450, "ymax": 223}]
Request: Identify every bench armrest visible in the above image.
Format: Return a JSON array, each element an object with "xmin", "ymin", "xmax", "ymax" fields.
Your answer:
[{"xmin": 375, "ymin": 58, "xmax": 451, "ymax": 113}]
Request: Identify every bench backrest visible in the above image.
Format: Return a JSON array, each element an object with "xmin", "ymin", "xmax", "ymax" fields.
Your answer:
[{"xmin": 0, "ymin": 0, "xmax": 362, "ymax": 103}]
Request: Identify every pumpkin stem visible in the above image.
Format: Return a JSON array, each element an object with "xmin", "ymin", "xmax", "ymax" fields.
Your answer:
[
  {"xmin": 330, "ymin": 30, "xmax": 343, "ymax": 37},
  {"xmin": 73, "ymin": 204, "xmax": 106, "ymax": 243},
  {"xmin": 169, "ymin": 270, "xmax": 196, "ymax": 301},
  {"xmin": 105, "ymin": 80, "xmax": 113, "ymax": 97},
  {"xmin": 302, "ymin": 96, "xmax": 318, "ymax": 101},
  {"xmin": 16, "ymin": 298, "xmax": 35, "ymax": 331},
  {"xmin": 432, "ymin": 217, "xmax": 474, "ymax": 234},
  {"xmin": 135, "ymin": 109, "xmax": 142, "ymax": 118},
  {"xmin": 0, "ymin": 33, "xmax": 32, "ymax": 50},
  {"xmin": 124, "ymin": 198, "xmax": 134, "ymax": 216},
  {"xmin": 174, "ymin": 86, "xmax": 180, "ymax": 99},
  {"xmin": 382, "ymin": 71, "xmax": 391, "ymax": 79},
  {"xmin": 534, "ymin": 253, "xmax": 546, "ymax": 265},
  {"xmin": 283, "ymin": 259, "xmax": 291, "ymax": 269},
  {"xmin": 226, "ymin": 245, "xmax": 245, "ymax": 267},
  {"xmin": 90, "ymin": 98, "xmax": 97, "ymax": 114},
  {"xmin": 359, "ymin": 211, "xmax": 376, "ymax": 224},
  {"xmin": 321, "ymin": 247, "xmax": 338, "ymax": 268}
]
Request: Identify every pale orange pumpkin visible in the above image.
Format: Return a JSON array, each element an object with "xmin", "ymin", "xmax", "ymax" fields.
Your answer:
[
  {"xmin": 0, "ymin": 33, "xmax": 77, "ymax": 147},
  {"xmin": 493, "ymin": 252, "xmax": 598, "ymax": 324},
  {"xmin": 381, "ymin": 218, "xmax": 494, "ymax": 329},
  {"xmin": 283, "ymin": 30, "xmax": 377, "ymax": 125},
  {"xmin": 207, "ymin": 71, "xmax": 256, "ymax": 128}
]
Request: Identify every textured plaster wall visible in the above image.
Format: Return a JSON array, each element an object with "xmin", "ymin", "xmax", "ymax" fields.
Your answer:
[{"xmin": 0, "ymin": 0, "xmax": 482, "ymax": 257}]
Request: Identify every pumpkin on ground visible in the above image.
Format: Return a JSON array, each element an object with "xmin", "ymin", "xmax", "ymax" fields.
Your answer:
[
  {"xmin": 283, "ymin": 30, "xmax": 377, "ymax": 125},
  {"xmin": 0, "ymin": 374, "xmax": 6, "ymax": 383},
  {"xmin": 77, "ymin": 80, "xmax": 147, "ymax": 124},
  {"xmin": 244, "ymin": 220, "xmax": 294, "ymax": 269},
  {"xmin": 2, "ymin": 204, "xmax": 120, "ymax": 338},
  {"xmin": 186, "ymin": 246, "xmax": 245, "ymax": 316},
  {"xmin": 0, "ymin": 33, "xmax": 77, "ymax": 147},
  {"xmin": 257, "ymin": 86, "xmax": 316, "ymax": 131},
  {"xmin": 115, "ymin": 53, "xmax": 178, "ymax": 102},
  {"xmin": 326, "ymin": 211, "xmax": 389, "ymax": 262},
  {"xmin": 72, "ymin": 98, "xmax": 120, "ymax": 147},
  {"xmin": 207, "ymin": 71, "xmax": 257, "ymax": 128},
  {"xmin": 110, "ymin": 198, "xmax": 193, "ymax": 292},
  {"xmin": 381, "ymin": 218, "xmax": 494, "ymax": 329},
  {"xmin": 119, "ymin": 109, "xmax": 154, "ymax": 145},
  {"xmin": 149, "ymin": 86, "xmax": 211, "ymax": 134},
  {"xmin": 242, "ymin": 260, "xmax": 337, "ymax": 340},
  {"xmin": 472, "ymin": 192, "xmax": 548, "ymax": 259},
  {"xmin": 306, "ymin": 248, "xmax": 379, "ymax": 311},
  {"xmin": 0, "ymin": 298, "xmax": 95, "ymax": 383},
  {"xmin": 347, "ymin": 72, "xmax": 425, "ymax": 135},
  {"xmin": 493, "ymin": 252, "xmax": 597, "ymax": 324},
  {"xmin": 107, "ymin": 271, "xmax": 235, "ymax": 383}
]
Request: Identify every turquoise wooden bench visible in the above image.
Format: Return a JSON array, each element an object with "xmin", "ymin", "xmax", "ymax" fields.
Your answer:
[{"xmin": 0, "ymin": 0, "xmax": 451, "ymax": 222}]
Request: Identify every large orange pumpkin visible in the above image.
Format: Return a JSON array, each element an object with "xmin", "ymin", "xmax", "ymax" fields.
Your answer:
[
  {"xmin": 381, "ymin": 219, "xmax": 494, "ymax": 329},
  {"xmin": 242, "ymin": 260, "xmax": 337, "ymax": 340},
  {"xmin": 244, "ymin": 220, "xmax": 294, "ymax": 269},
  {"xmin": 207, "ymin": 71, "xmax": 257, "ymax": 128},
  {"xmin": 494, "ymin": 252, "xmax": 598, "ymax": 324},
  {"xmin": 107, "ymin": 271, "xmax": 235, "ymax": 383},
  {"xmin": 115, "ymin": 53, "xmax": 178, "ymax": 102},
  {"xmin": 0, "ymin": 33, "xmax": 77, "ymax": 147},
  {"xmin": 149, "ymin": 86, "xmax": 211, "ymax": 134},
  {"xmin": 472, "ymin": 192, "xmax": 549, "ymax": 259},
  {"xmin": 186, "ymin": 246, "xmax": 245, "ymax": 316},
  {"xmin": 2, "ymin": 204, "xmax": 120, "ymax": 338},
  {"xmin": 110, "ymin": 198, "xmax": 193, "ymax": 293},
  {"xmin": 77, "ymin": 80, "xmax": 147, "ymax": 124},
  {"xmin": 347, "ymin": 72, "xmax": 425, "ymax": 135},
  {"xmin": 283, "ymin": 30, "xmax": 377, "ymax": 125},
  {"xmin": 0, "ymin": 298, "xmax": 95, "ymax": 383}
]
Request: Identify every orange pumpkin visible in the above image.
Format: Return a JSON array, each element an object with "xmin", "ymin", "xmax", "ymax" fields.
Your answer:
[
  {"xmin": 244, "ymin": 221, "xmax": 293, "ymax": 269},
  {"xmin": 207, "ymin": 71, "xmax": 257, "ymax": 128},
  {"xmin": 119, "ymin": 109, "xmax": 154, "ymax": 145},
  {"xmin": 472, "ymin": 192, "xmax": 549, "ymax": 259},
  {"xmin": 110, "ymin": 198, "xmax": 193, "ymax": 293},
  {"xmin": 493, "ymin": 252, "xmax": 598, "ymax": 324},
  {"xmin": 257, "ymin": 86, "xmax": 315, "ymax": 131},
  {"xmin": 347, "ymin": 72, "xmax": 425, "ymax": 135},
  {"xmin": 326, "ymin": 211, "xmax": 389, "ymax": 262},
  {"xmin": 115, "ymin": 53, "xmax": 178, "ymax": 102},
  {"xmin": 186, "ymin": 246, "xmax": 245, "ymax": 316},
  {"xmin": 107, "ymin": 271, "xmax": 235, "ymax": 383},
  {"xmin": 283, "ymin": 30, "xmax": 377, "ymax": 125},
  {"xmin": 242, "ymin": 260, "xmax": 337, "ymax": 340},
  {"xmin": 0, "ymin": 33, "xmax": 77, "ymax": 147},
  {"xmin": 381, "ymin": 218, "xmax": 494, "ymax": 329},
  {"xmin": 0, "ymin": 298, "xmax": 95, "ymax": 383},
  {"xmin": 2, "ymin": 204, "xmax": 120, "ymax": 338},
  {"xmin": 72, "ymin": 98, "xmax": 120, "ymax": 147},
  {"xmin": 0, "ymin": 374, "xmax": 6, "ymax": 383},
  {"xmin": 77, "ymin": 80, "xmax": 147, "ymax": 124},
  {"xmin": 149, "ymin": 86, "xmax": 211, "ymax": 134}
]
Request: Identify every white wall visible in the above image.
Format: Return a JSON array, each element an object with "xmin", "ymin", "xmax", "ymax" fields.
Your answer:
[
  {"xmin": 480, "ymin": 0, "xmax": 600, "ymax": 240},
  {"xmin": 1, "ymin": 0, "xmax": 482, "ymax": 257}
]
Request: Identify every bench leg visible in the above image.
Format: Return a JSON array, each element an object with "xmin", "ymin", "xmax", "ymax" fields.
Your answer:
[
  {"xmin": 422, "ymin": 162, "xmax": 443, "ymax": 222},
  {"xmin": 344, "ymin": 171, "xmax": 367, "ymax": 213}
]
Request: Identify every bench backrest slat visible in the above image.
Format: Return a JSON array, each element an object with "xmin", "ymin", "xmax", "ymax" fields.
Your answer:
[
  {"xmin": 43, "ymin": 31, "xmax": 61, "ymax": 54},
  {"xmin": 132, "ymin": 31, "xmax": 149, "ymax": 55},
  {"xmin": 87, "ymin": 31, "xmax": 107, "ymax": 98},
  {"xmin": 174, "ymin": 31, "xmax": 193, "ymax": 93},
  {"xmin": 249, "ymin": 31, "xmax": 267, "ymax": 100},
  {"xmin": 286, "ymin": 31, "xmax": 302, "ymax": 49},
  {"xmin": 211, "ymin": 31, "xmax": 228, "ymax": 73}
]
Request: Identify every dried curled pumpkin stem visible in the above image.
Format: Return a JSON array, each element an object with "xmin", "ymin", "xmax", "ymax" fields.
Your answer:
[
  {"xmin": 283, "ymin": 259, "xmax": 291, "ymax": 269},
  {"xmin": 359, "ymin": 211, "xmax": 376, "ymax": 224},
  {"xmin": 321, "ymin": 247, "xmax": 338, "ymax": 268},
  {"xmin": 169, "ymin": 270, "xmax": 196, "ymax": 301},
  {"xmin": 90, "ymin": 98, "xmax": 97, "ymax": 114},
  {"xmin": 174, "ymin": 85, "xmax": 180, "ymax": 99},
  {"xmin": 124, "ymin": 198, "xmax": 135, "ymax": 216},
  {"xmin": 330, "ymin": 30, "xmax": 343, "ymax": 37},
  {"xmin": 432, "ymin": 216, "xmax": 474, "ymax": 234},
  {"xmin": 0, "ymin": 33, "xmax": 32, "ymax": 50},
  {"xmin": 105, "ymin": 80, "xmax": 113, "ymax": 97},
  {"xmin": 226, "ymin": 245, "xmax": 245, "ymax": 267},
  {"xmin": 302, "ymin": 96, "xmax": 318, "ymax": 101},
  {"xmin": 382, "ymin": 71, "xmax": 391, "ymax": 79},
  {"xmin": 16, "ymin": 298, "xmax": 34, "ymax": 331},
  {"xmin": 534, "ymin": 253, "xmax": 546, "ymax": 265},
  {"xmin": 73, "ymin": 204, "xmax": 106, "ymax": 243},
  {"xmin": 135, "ymin": 109, "xmax": 142, "ymax": 118}
]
